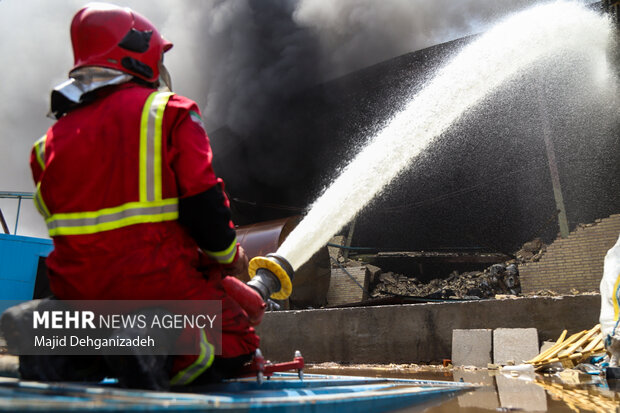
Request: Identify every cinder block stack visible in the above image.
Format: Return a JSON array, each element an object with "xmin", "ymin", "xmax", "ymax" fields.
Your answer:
[{"xmin": 452, "ymin": 328, "xmax": 539, "ymax": 366}]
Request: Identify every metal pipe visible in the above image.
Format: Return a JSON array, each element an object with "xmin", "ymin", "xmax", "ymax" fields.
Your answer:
[
  {"xmin": 0, "ymin": 208, "xmax": 9, "ymax": 234},
  {"xmin": 0, "ymin": 191, "xmax": 34, "ymax": 199},
  {"xmin": 342, "ymin": 219, "xmax": 356, "ymax": 260},
  {"xmin": 14, "ymin": 197, "xmax": 22, "ymax": 235},
  {"xmin": 536, "ymin": 82, "xmax": 569, "ymax": 238}
]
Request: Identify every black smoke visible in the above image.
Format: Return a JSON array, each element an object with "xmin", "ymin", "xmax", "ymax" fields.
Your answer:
[{"xmin": 0, "ymin": 0, "xmax": 590, "ymax": 236}]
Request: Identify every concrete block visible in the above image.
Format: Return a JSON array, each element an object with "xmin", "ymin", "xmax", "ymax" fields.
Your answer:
[
  {"xmin": 493, "ymin": 328, "xmax": 539, "ymax": 365},
  {"xmin": 539, "ymin": 340, "xmax": 555, "ymax": 354},
  {"xmin": 452, "ymin": 329, "xmax": 492, "ymax": 367}
]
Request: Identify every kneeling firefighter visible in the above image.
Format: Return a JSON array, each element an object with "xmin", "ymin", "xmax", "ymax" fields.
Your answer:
[{"xmin": 1, "ymin": 3, "xmax": 291, "ymax": 389}]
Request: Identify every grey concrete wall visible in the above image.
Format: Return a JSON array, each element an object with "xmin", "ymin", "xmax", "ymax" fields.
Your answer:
[{"xmin": 255, "ymin": 295, "xmax": 600, "ymax": 363}]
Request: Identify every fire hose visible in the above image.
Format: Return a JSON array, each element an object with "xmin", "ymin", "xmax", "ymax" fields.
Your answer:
[{"xmin": 246, "ymin": 253, "xmax": 294, "ymax": 301}]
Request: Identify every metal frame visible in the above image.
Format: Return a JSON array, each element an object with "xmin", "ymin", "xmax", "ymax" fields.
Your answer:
[{"xmin": 0, "ymin": 191, "xmax": 34, "ymax": 235}]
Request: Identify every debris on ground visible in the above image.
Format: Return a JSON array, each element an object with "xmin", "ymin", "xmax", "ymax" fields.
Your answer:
[
  {"xmin": 362, "ymin": 239, "xmax": 549, "ymax": 299},
  {"xmin": 521, "ymin": 289, "xmax": 560, "ymax": 297},
  {"xmin": 526, "ymin": 324, "xmax": 605, "ymax": 370},
  {"xmin": 557, "ymin": 368, "xmax": 593, "ymax": 385},
  {"xmin": 371, "ymin": 264, "xmax": 521, "ymax": 299},
  {"xmin": 337, "ymin": 238, "xmax": 599, "ymax": 300},
  {"xmin": 514, "ymin": 237, "xmax": 547, "ymax": 263},
  {"xmin": 369, "ymin": 262, "xmax": 522, "ymax": 300}
]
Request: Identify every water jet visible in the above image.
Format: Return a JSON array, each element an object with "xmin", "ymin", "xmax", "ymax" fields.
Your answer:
[{"xmin": 267, "ymin": 2, "xmax": 614, "ymax": 281}]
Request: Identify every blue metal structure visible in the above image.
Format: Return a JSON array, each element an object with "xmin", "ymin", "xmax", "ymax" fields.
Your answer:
[
  {"xmin": 0, "ymin": 373, "xmax": 472, "ymax": 412},
  {"xmin": 0, "ymin": 234, "xmax": 53, "ymax": 314}
]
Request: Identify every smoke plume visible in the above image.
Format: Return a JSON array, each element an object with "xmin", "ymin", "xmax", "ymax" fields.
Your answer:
[
  {"xmin": 0, "ymin": 0, "xmax": 592, "ymax": 236},
  {"xmin": 191, "ymin": 0, "xmax": 551, "ymax": 134}
]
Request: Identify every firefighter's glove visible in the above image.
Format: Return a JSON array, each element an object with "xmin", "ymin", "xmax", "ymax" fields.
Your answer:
[{"xmin": 223, "ymin": 244, "xmax": 249, "ymax": 279}]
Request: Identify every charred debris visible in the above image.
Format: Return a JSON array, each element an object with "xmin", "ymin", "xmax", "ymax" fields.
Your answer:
[{"xmin": 332, "ymin": 238, "xmax": 572, "ymax": 304}]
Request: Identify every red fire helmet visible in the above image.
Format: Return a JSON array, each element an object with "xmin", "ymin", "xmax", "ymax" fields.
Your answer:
[{"xmin": 70, "ymin": 3, "xmax": 173, "ymax": 83}]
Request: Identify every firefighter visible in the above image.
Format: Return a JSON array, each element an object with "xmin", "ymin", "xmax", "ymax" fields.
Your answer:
[{"xmin": 26, "ymin": 3, "xmax": 265, "ymax": 388}]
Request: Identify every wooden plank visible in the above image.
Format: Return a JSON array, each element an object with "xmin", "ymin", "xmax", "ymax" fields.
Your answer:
[
  {"xmin": 583, "ymin": 333, "xmax": 603, "ymax": 353},
  {"xmin": 558, "ymin": 325, "xmax": 600, "ymax": 358},
  {"xmin": 531, "ymin": 330, "xmax": 586, "ymax": 365},
  {"xmin": 527, "ymin": 329, "xmax": 567, "ymax": 364}
]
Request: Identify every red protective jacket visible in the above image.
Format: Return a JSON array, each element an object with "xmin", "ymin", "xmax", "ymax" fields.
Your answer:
[{"xmin": 30, "ymin": 82, "xmax": 259, "ymax": 365}]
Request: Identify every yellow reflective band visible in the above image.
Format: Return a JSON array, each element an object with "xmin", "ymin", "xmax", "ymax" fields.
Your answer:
[
  {"xmin": 34, "ymin": 182, "xmax": 51, "ymax": 219},
  {"xmin": 46, "ymin": 198, "xmax": 178, "ymax": 236},
  {"xmin": 140, "ymin": 91, "xmax": 173, "ymax": 202},
  {"xmin": 153, "ymin": 93, "xmax": 172, "ymax": 201},
  {"xmin": 205, "ymin": 237, "xmax": 238, "ymax": 264},
  {"xmin": 139, "ymin": 92, "xmax": 158, "ymax": 202},
  {"xmin": 44, "ymin": 91, "xmax": 178, "ymax": 237},
  {"xmin": 170, "ymin": 329, "xmax": 214, "ymax": 386},
  {"xmin": 613, "ymin": 272, "xmax": 620, "ymax": 322},
  {"xmin": 34, "ymin": 135, "xmax": 47, "ymax": 171}
]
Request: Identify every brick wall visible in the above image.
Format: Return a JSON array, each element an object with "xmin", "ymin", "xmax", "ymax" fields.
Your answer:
[
  {"xmin": 326, "ymin": 266, "xmax": 368, "ymax": 306},
  {"xmin": 520, "ymin": 214, "xmax": 620, "ymax": 293}
]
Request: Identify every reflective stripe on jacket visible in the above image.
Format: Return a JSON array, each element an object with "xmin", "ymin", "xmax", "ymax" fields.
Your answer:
[{"xmin": 35, "ymin": 91, "xmax": 178, "ymax": 236}]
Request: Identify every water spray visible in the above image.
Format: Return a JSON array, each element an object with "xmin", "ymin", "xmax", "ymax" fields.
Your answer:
[
  {"xmin": 274, "ymin": 2, "xmax": 614, "ymax": 275},
  {"xmin": 602, "ymin": 0, "xmax": 620, "ymax": 24},
  {"xmin": 246, "ymin": 3, "xmax": 615, "ymax": 302}
]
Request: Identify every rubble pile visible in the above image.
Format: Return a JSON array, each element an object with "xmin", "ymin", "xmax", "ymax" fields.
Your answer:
[
  {"xmin": 371, "ymin": 263, "xmax": 520, "ymax": 299},
  {"xmin": 514, "ymin": 238, "xmax": 547, "ymax": 263},
  {"xmin": 369, "ymin": 239, "xmax": 549, "ymax": 300}
]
